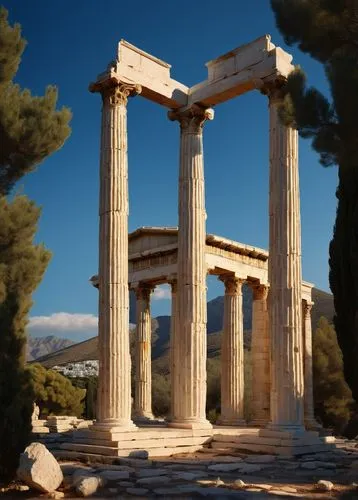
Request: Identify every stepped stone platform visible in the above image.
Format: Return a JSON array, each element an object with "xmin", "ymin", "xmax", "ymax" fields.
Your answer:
[
  {"xmin": 60, "ymin": 426, "xmax": 212, "ymax": 458},
  {"xmin": 212, "ymin": 428, "xmax": 335, "ymax": 456},
  {"xmin": 49, "ymin": 424, "xmax": 336, "ymax": 460}
]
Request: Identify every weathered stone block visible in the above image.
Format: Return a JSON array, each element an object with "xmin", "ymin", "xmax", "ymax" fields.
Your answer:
[{"xmin": 17, "ymin": 442, "xmax": 63, "ymax": 493}]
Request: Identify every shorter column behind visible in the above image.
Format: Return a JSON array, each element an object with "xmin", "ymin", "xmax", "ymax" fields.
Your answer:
[
  {"xmin": 168, "ymin": 277, "xmax": 177, "ymax": 423},
  {"xmin": 218, "ymin": 275, "xmax": 246, "ymax": 426},
  {"xmin": 250, "ymin": 283, "xmax": 270, "ymax": 426},
  {"xmin": 303, "ymin": 300, "xmax": 321, "ymax": 430},
  {"xmin": 134, "ymin": 283, "xmax": 154, "ymax": 420}
]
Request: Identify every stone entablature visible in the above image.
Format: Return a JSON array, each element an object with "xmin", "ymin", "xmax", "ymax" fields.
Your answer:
[{"xmin": 91, "ymin": 226, "xmax": 310, "ymax": 293}]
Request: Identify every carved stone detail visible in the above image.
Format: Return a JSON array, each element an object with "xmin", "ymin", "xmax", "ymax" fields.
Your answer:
[
  {"xmin": 168, "ymin": 104, "xmax": 214, "ymax": 134},
  {"xmin": 252, "ymin": 283, "xmax": 269, "ymax": 301},
  {"xmin": 261, "ymin": 82, "xmax": 285, "ymax": 103},
  {"xmin": 101, "ymin": 83, "xmax": 142, "ymax": 106},
  {"xmin": 303, "ymin": 301, "xmax": 313, "ymax": 319},
  {"xmin": 134, "ymin": 283, "xmax": 153, "ymax": 302},
  {"xmin": 220, "ymin": 275, "xmax": 245, "ymax": 296}
]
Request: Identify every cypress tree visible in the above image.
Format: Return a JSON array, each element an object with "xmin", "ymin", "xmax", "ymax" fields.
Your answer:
[
  {"xmin": 0, "ymin": 7, "xmax": 71, "ymax": 478},
  {"xmin": 313, "ymin": 317, "xmax": 352, "ymax": 434},
  {"xmin": 270, "ymin": 0, "xmax": 358, "ymax": 402}
]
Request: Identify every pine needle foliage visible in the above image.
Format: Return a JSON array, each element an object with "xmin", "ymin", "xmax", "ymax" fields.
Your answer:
[{"xmin": 0, "ymin": 6, "xmax": 71, "ymax": 478}]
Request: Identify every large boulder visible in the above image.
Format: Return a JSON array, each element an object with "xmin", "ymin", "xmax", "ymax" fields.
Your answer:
[{"xmin": 17, "ymin": 442, "xmax": 63, "ymax": 493}]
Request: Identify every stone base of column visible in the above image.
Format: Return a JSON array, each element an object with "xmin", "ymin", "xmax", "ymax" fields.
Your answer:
[
  {"xmin": 266, "ymin": 423, "xmax": 305, "ymax": 435},
  {"xmin": 216, "ymin": 418, "xmax": 246, "ymax": 427},
  {"xmin": 305, "ymin": 418, "xmax": 322, "ymax": 431},
  {"xmin": 211, "ymin": 428, "xmax": 335, "ymax": 456},
  {"xmin": 90, "ymin": 419, "xmax": 137, "ymax": 434},
  {"xmin": 168, "ymin": 419, "xmax": 212, "ymax": 430}
]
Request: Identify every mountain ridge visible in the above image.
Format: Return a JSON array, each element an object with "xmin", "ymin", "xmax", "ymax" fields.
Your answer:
[
  {"xmin": 27, "ymin": 335, "xmax": 74, "ymax": 361},
  {"xmin": 33, "ymin": 286, "xmax": 334, "ymax": 368}
]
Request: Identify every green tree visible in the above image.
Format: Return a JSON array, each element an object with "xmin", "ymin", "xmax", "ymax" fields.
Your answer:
[
  {"xmin": 313, "ymin": 317, "xmax": 353, "ymax": 434},
  {"xmin": 29, "ymin": 364, "xmax": 85, "ymax": 418},
  {"xmin": 206, "ymin": 357, "xmax": 221, "ymax": 415},
  {"xmin": 71, "ymin": 376, "xmax": 98, "ymax": 420},
  {"xmin": 0, "ymin": 7, "xmax": 71, "ymax": 478},
  {"xmin": 270, "ymin": 0, "xmax": 358, "ymax": 403},
  {"xmin": 152, "ymin": 373, "xmax": 170, "ymax": 417}
]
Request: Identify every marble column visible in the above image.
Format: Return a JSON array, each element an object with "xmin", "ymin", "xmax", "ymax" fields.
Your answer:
[
  {"xmin": 168, "ymin": 277, "xmax": 177, "ymax": 423},
  {"xmin": 250, "ymin": 284, "xmax": 270, "ymax": 426},
  {"xmin": 267, "ymin": 86, "xmax": 304, "ymax": 431},
  {"xmin": 134, "ymin": 283, "xmax": 154, "ymax": 420},
  {"xmin": 90, "ymin": 79, "xmax": 141, "ymax": 430},
  {"xmin": 218, "ymin": 275, "xmax": 246, "ymax": 426},
  {"xmin": 168, "ymin": 104, "xmax": 213, "ymax": 429},
  {"xmin": 302, "ymin": 300, "xmax": 320, "ymax": 430}
]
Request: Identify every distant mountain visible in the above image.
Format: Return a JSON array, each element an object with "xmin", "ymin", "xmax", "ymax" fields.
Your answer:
[
  {"xmin": 27, "ymin": 335, "xmax": 75, "ymax": 361},
  {"xmin": 35, "ymin": 287, "xmax": 334, "ymax": 371}
]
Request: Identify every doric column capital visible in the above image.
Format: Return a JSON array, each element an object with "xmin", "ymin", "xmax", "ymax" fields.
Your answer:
[
  {"xmin": 133, "ymin": 283, "xmax": 154, "ymax": 302},
  {"xmin": 252, "ymin": 283, "xmax": 269, "ymax": 301},
  {"xmin": 302, "ymin": 300, "xmax": 314, "ymax": 317},
  {"xmin": 261, "ymin": 82, "xmax": 284, "ymax": 104},
  {"xmin": 168, "ymin": 104, "xmax": 214, "ymax": 134},
  {"xmin": 167, "ymin": 276, "xmax": 177, "ymax": 294},
  {"xmin": 220, "ymin": 275, "xmax": 245, "ymax": 296}
]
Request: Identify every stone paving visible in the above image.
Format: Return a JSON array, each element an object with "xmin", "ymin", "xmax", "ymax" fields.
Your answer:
[{"xmin": 6, "ymin": 441, "xmax": 358, "ymax": 498}]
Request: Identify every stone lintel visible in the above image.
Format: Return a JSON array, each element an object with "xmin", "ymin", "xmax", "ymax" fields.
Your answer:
[
  {"xmin": 91, "ymin": 40, "xmax": 189, "ymax": 108},
  {"xmin": 90, "ymin": 36, "xmax": 294, "ymax": 109},
  {"xmin": 302, "ymin": 280, "xmax": 314, "ymax": 303},
  {"xmin": 205, "ymin": 35, "xmax": 274, "ymax": 74},
  {"xmin": 189, "ymin": 41, "xmax": 293, "ymax": 107}
]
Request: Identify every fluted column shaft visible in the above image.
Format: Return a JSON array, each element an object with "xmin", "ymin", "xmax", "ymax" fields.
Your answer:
[
  {"xmin": 168, "ymin": 278, "xmax": 177, "ymax": 422},
  {"xmin": 302, "ymin": 300, "xmax": 320, "ymax": 429},
  {"xmin": 267, "ymin": 88, "xmax": 304, "ymax": 430},
  {"xmin": 219, "ymin": 276, "xmax": 246, "ymax": 426},
  {"xmin": 250, "ymin": 284, "xmax": 270, "ymax": 426},
  {"xmin": 168, "ymin": 104, "xmax": 213, "ymax": 429},
  {"xmin": 93, "ymin": 82, "xmax": 140, "ymax": 429},
  {"xmin": 134, "ymin": 284, "xmax": 154, "ymax": 419}
]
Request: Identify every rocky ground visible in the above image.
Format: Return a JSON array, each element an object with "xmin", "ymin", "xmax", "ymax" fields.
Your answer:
[{"xmin": 4, "ymin": 440, "xmax": 358, "ymax": 498}]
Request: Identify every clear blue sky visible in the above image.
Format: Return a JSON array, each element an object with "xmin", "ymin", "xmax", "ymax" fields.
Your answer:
[{"xmin": 3, "ymin": 0, "xmax": 338, "ymax": 341}]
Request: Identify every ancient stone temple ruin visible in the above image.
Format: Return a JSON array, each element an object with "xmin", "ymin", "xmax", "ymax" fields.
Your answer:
[{"xmin": 62, "ymin": 36, "xmax": 334, "ymax": 458}]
